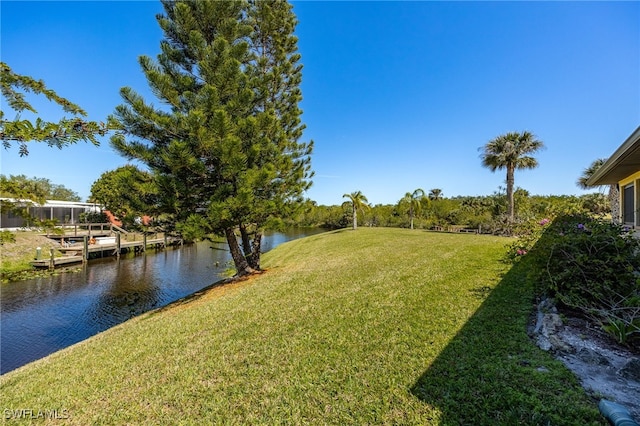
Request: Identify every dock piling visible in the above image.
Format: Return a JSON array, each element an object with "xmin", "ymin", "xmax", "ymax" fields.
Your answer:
[{"xmin": 49, "ymin": 249, "xmax": 55, "ymax": 270}]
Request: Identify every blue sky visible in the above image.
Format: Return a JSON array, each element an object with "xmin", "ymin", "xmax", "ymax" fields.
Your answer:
[{"xmin": 1, "ymin": 1, "xmax": 639, "ymax": 206}]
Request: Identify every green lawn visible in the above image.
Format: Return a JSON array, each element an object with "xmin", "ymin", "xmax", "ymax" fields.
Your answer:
[{"xmin": 0, "ymin": 228, "xmax": 603, "ymax": 425}]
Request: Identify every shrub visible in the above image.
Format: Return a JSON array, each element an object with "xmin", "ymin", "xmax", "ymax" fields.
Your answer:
[
  {"xmin": 38, "ymin": 218, "xmax": 64, "ymax": 236},
  {"xmin": 79, "ymin": 211, "xmax": 108, "ymax": 223},
  {"xmin": 505, "ymin": 216, "xmax": 552, "ymax": 262},
  {"xmin": 524, "ymin": 214, "xmax": 640, "ymax": 347},
  {"xmin": 0, "ymin": 230, "xmax": 16, "ymax": 245}
]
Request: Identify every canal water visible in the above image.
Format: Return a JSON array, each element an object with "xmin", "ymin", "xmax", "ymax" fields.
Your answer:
[{"xmin": 0, "ymin": 229, "xmax": 324, "ymax": 375}]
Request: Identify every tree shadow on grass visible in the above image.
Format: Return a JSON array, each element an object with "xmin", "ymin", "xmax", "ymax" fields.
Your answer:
[{"xmin": 410, "ymin": 259, "xmax": 605, "ymax": 425}]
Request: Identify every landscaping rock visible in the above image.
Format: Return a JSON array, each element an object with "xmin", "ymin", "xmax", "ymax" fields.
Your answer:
[
  {"xmin": 530, "ymin": 298, "xmax": 640, "ymax": 420},
  {"xmin": 533, "ymin": 308, "xmax": 573, "ymax": 353},
  {"xmin": 576, "ymin": 348, "xmax": 612, "ymax": 366},
  {"xmin": 621, "ymin": 358, "xmax": 640, "ymax": 382}
]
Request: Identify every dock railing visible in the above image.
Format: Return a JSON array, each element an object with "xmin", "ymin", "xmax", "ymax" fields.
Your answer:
[{"xmin": 61, "ymin": 223, "xmax": 116, "ymax": 237}]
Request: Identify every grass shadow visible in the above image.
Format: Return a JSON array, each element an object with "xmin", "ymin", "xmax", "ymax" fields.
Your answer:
[{"xmin": 410, "ymin": 258, "xmax": 605, "ymax": 425}]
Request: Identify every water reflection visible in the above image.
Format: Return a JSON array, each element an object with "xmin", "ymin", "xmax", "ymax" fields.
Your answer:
[
  {"xmin": 86, "ymin": 256, "xmax": 163, "ymax": 327},
  {"xmin": 1, "ymin": 229, "xmax": 323, "ymax": 374}
]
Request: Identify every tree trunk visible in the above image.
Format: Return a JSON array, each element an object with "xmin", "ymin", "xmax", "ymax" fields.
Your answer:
[
  {"xmin": 352, "ymin": 207, "xmax": 357, "ymax": 230},
  {"xmin": 239, "ymin": 223, "xmax": 252, "ymax": 258},
  {"xmin": 410, "ymin": 205, "xmax": 414, "ymax": 230},
  {"xmin": 239, "ymin": 224, "xmax": 262, "ymax": 270},
  {"xmin": 250, "ymin": 231, "xmax": 262, "ymax": 270},
  {"xmin": 224, "ymin": 227, "xmax": 254, "ymax": 277},
  {"xmin": 239, "ymin": 223, "xmax": 254, "ymax": 267},
  {"xmin": 506, "ymin": 165, "xmax": 515, "ymax": 223}
]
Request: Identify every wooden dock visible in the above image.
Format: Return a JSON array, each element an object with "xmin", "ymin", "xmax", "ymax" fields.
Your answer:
[
  {"xmin": 31, "ymin": 235, "xmax": 182, "ymax": 269},
  {"xmin": 31, "ymin": 255, "xmax": 85, "ymax": 268}
]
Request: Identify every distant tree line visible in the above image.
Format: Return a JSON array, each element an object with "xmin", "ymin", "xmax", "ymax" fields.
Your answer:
[
  {"xmin": 287, "ymin": 189, "xmax": 609, "ymax": 235},
  {"xmin": 0, "ymin": 174, "xmax": 81, "ymax": 203}
]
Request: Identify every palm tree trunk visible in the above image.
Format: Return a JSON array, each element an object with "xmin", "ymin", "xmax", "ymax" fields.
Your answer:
[
  {"xmin": 225, "ymin": 227, "xmax": 254, "ymax": 277},
  {"xmin": 410, "ymin": 206, "xmax": 414, "ymax": 230},
  {"xmin": 352, "ymin": 207, "xmax": 357, "ymax": 230},
  {"xmin": 506, "ymin": 165, "xmax": 515, "ymax": 223}
]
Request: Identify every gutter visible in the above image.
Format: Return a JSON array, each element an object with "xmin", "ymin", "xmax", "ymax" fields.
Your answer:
[{"xmin": 586, "ymin": 126, "xmax": 640, "ymax": 186}]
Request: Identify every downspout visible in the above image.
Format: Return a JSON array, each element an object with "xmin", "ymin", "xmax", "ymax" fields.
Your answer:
[{"xmin": 599, "ymin": 400, "xmax": 639, "ymax": 426}]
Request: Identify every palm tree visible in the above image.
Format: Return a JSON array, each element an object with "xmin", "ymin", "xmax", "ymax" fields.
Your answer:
[
  {"xmin": 400, "ymin": 188, "xmax": 426, "ymax": 229},
  {"xmin": 480, "ymin": 131, "xmax": 544, "ymax": 223},
  {"xmin": 576, "ymin": 159, "xmax": 606, "ymax": 190},
  {"xmin": 577, "ymin": 158, "xmax": 619, "ymax": 222},
  {"xmin": 428, "ymin": 188, "xmax": 443, "ymax": 201},
  {"xmin": 343, "ymin": 191, "xmax": 369, "ymax": 230}
]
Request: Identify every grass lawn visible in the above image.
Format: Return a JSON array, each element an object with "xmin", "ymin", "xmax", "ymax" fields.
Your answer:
[
  {"xmin": 0, "ymin": 230, "xmax": 65, "ymax": 282},
  {"xmin": 0, "ymin": 228, "xmax": 604, "ymax": 425}
]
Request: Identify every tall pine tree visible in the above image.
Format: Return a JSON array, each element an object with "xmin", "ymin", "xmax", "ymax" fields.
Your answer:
[
  {"xmin": 109, "ymin": 0, "xmax": 312, "ymax": 276},
  {"xmin": 225, "ymin": 0, "xmax": 312, "ymax": 269}
]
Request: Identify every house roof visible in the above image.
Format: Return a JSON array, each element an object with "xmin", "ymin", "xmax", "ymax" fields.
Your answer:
[{"xmin": 586, "ymin": 126, "xmax": 640, "ymax": 186}]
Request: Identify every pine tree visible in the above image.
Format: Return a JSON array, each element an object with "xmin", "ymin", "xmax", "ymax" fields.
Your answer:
[
  {"xmin": 0, "ymin": 62, "xmax": 108, "ymax": 156},
  {"xmin": 233, "ymin": 0, "xmax": 313, "ymax": 269},
  {"xmin": 109, "ymin": 0, "xmax": 312, "ymax": 276}
]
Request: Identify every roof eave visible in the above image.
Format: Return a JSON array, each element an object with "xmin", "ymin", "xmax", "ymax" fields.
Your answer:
[{"xmin": 586, "ymin": 125, "xmax": 640, "ymax": 186}]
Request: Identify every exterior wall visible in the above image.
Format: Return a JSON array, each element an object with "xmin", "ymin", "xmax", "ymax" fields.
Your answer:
[
  {"xmin": 0, "ymin": 200, "xmax": 100, "ymax": 229},
  {"xmin": 618, "ymin": 171, "xmax": 640, "ymax": 228},
  {"xmin": 1, "ymin": 209, "xmax": 28, "ymax": 229}
]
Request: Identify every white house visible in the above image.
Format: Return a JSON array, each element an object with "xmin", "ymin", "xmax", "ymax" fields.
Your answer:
[{"xmin": 0, "ymin": 199, "xmax": 101, "ymax": 229}]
